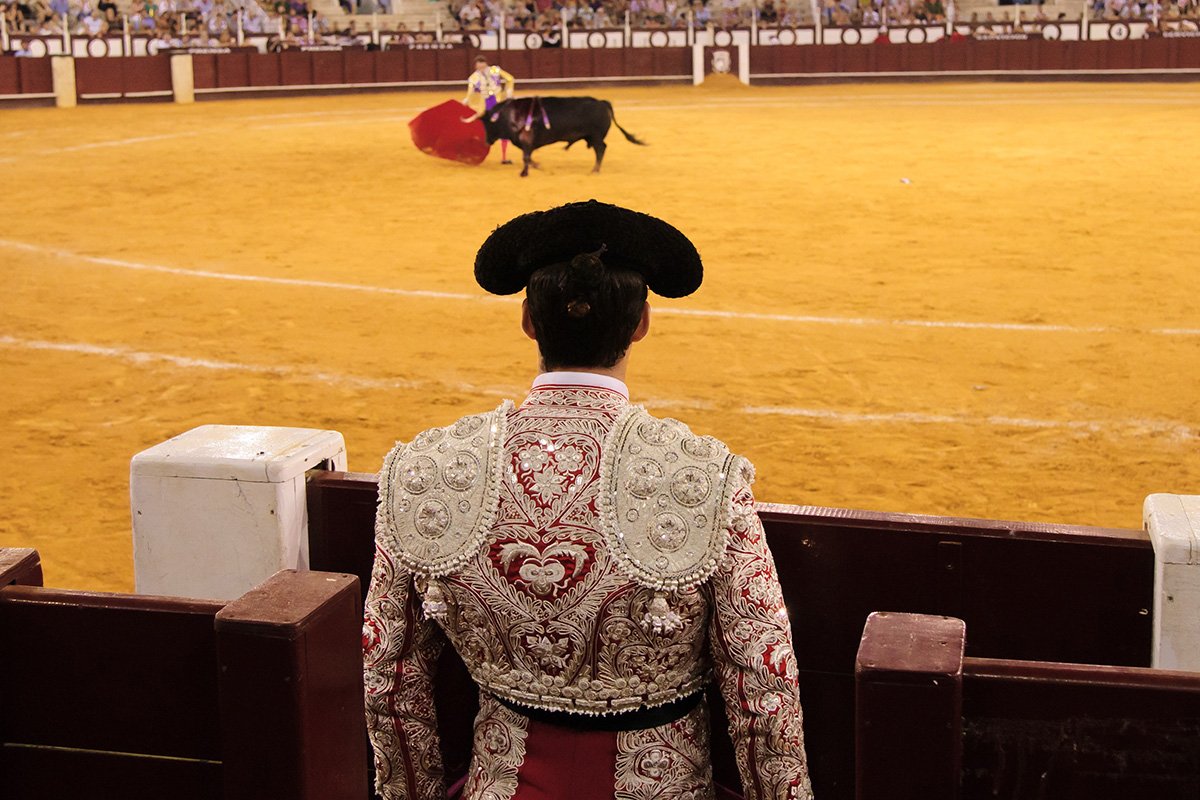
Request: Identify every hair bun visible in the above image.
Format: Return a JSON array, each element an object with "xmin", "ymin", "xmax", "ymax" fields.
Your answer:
[{"xmin": 569, "ymin": 247, "xmax": 606, "ymax": 288}]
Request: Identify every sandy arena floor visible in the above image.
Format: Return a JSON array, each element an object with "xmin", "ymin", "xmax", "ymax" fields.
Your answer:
[{"xmin": 1, "ymin": 81, "xmax": 1198, "ymax": 592}]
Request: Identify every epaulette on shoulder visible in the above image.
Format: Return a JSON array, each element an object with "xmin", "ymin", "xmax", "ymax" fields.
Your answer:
[{"xmin": 376, "ymin": 401, "xmax": 512, "ymax": 578}]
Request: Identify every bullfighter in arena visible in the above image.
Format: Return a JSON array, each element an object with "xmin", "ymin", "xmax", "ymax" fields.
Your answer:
[
  {"xmin": 464, "ymin": 55, "xmax": 516, "ymax": 165},
  {"xmin": 363, "ymin": 200, "xmax": 814, "ymax": 800}
]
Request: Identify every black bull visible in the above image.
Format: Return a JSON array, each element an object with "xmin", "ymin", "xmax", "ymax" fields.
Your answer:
[{"xmin": 470, "ymin": 96, "xmax": 646, "ymax": 177}]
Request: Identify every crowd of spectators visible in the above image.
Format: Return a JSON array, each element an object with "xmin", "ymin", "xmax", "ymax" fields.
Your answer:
[
  {"xmin": 440, "ymin": 0, "xmax": 1001, "ymax": 32},
  {"xmin": 5, "ymin": 0, "xmax": 1197, "ymax": 43},
  {"xmin": 1091, "ymin": 0, "xmax": 1199, "ymax": 19},
  {"xmin": 0, "ymin": 0, "xmax": 338, "ymax": 40}
]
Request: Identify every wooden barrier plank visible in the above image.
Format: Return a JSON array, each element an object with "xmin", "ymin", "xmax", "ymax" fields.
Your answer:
[
  {"xmin": 0, "ymin": 548, "xmax": 42, "ymax": 587},
  {"xmin": 591, "ymin": 47, "xmax": 625, "ymax": 77},
  {"xmin": 310, "ymin": 51, "xmax": 345, "ymax": 85},
  {"xmin": 122, "ymin": 55, "xmax": 171, "ymax": 95},
  {"xmin": 215, "ymin": 52, "xmax": 252, "ymax": 89},
  {"xmin": 404, "ymin": 48, "xmax": 438, "ymax": 82},
  {"xmin": 623, "ymin": 46, "xmax": 655, "ymax": 76},
  {"xmin": 436, "ymin": 47, "xmax": 471, "ymax": 82},
  {"xmin": 248, "ymin": 53, "xmax": 282, "ymax": 87},
  {"xmin": 962, "ymin": 658, "xmax": 1200, "ymax": 799},
  {"xmin": 0, "ymin": 746, "xmax": 221, "ymax": 800},
  {"xmin": 192, "ymin": 54, "xmax": 217, "ymax": 90},
  {"xmin": 760, "ymin": 503, "xmax": 1152, "ymax": 672},
  {"xmin": 215, "ymin": 570, "xmax": 368, "ymax": 800},
  {"xmin": 280, "ymin": 51, "xmax": 314, "ymax": 85},
  {"xmin": 0, "ymin": 588, "xmax": 225, "ymax": 758},
  {"xmin": 856, "ymin": 612, "xmax": 964, "ymax": 800},
  {"xmin": 21, "ymin": 58, "xmax": 53, "ymax": 94},
  {"xmin": 376, "ymin": 49, "xmax": 408, "ymax": 83},
  {"xmin": 560, "ymin": 48, "xmax": 592, "ymax": 77},
  {"xmin": 343, "ymin": 49, "xmax": 377, "ymax": 84},
  {"xmin": 530, "ymin": 48, "xmax": 565, "ymax": 80},
  {"xmin": 74, "ymin": 57, "xmax": 124, "ymax": 96},
  {"xmin": 650, "ymin": 47, "xmax": 691, "ymax": 76},
  {"xmin": 855, "ymin": 614, "xmax": 1200, "ymax": 800},
  {"xmin": 0, "ymin": 59, "xmax": 20, "ymax": 95}
]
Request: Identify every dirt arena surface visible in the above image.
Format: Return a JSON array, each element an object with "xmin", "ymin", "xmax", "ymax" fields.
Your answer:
[{"xmin": 2, "ymin": 81, "xmax": 1198, "ymax": 592}]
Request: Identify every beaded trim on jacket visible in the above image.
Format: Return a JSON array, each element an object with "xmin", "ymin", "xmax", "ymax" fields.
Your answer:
[
  {"xmin": 376, "ymin": 401, "xmax": 511, "ymax": 579},
  {"xmin": 598, "ymin": 405, "xmax": 748, "ymax": 592},
  {"xmin": 378, "ymin": 402, "xmax": 744, "ymax": 593}
]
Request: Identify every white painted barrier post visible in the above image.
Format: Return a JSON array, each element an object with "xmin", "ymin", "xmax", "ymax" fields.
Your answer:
[
  {"xmin": 50, "ymin": 56, "xmax": 76, "ymax": 107},
  {"xmin": 170, "ymin": 53, "xmax": 195, "ymax": 103},
  {"xmin": 1144, "ymin": 493, "xmax": 1200, "ymax": 670},
  {"xmin": 131, "ymin": 425, "xmax": 348, "ymax": 600}
]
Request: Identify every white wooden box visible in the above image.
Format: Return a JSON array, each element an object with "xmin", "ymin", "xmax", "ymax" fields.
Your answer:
[
  {"xmin": 131, "ymin": 425, "xmax": 347, "ymax": 600},
  {"xmin": 1144, "ymin": 493, "xmax": 1200, "ymax": 670}
]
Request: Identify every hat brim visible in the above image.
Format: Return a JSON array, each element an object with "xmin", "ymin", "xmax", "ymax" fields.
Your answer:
[{"xmin": 474, "ymin": 200, "xmax": 703, "ymax": 298}]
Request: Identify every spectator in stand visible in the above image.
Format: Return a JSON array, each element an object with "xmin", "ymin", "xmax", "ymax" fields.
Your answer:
[
  {"xmin": 206, "ymin": 0, "xmax": 230, "ymax": 34},
  {"xmin": 242, "ymin": 0, "xmax": 269, "ymax": 32},
  {"xmin": 2, "ymin": 0, "xmax": 22, "ymax": 32},
  {"xmin": 458, "ymin": 0, "xmax": 481, "ymax": 27}
]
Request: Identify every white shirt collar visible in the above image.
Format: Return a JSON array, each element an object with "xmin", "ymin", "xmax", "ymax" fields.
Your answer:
[{"xmin": 531, "ymin": 371, "xmax": 629, "ymax": 400}]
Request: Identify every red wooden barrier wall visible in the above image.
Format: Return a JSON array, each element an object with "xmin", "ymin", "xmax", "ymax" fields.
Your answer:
[
  {"xmin": 0, "ymin": 57, "xmax": 53, "ymax": 98},
  {"xmin": 2, "ymin": 37, "xmax": 1197, "ymax": 104}
]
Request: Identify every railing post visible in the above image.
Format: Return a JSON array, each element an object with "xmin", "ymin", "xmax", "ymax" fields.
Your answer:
[
  {"xmin": 856, "ymin": 612, "xmax": 964, "ymax": 800},
  {"xmin": 50, "ymin": 55, "xmax": 76, "ymax": 107},
  {"xmin": 1144, "ymin": 494, "xmax": 1200, "ymax": 671},
  {"xmin": 170, "ymin": 53, "xmax": 195, "ymax": 103}
]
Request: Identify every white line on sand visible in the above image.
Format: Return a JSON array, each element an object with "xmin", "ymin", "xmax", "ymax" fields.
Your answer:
[
  {"xmin": 3, "ymin": 238, "xmax": 1195, "ymax": 338},
  {"xmin": 1, "ymin": 335, "xmax": 1193, "ymax": 440}
]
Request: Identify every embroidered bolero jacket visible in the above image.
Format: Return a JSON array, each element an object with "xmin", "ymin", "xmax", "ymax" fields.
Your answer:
[{"xmin": 363, "ymin": 380, "xmax": 813, "ymax": 800}]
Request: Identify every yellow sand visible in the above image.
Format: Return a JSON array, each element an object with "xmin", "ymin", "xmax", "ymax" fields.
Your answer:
[{"xmin": 2, "ymin": 81, "xmax": 1198, "ymax": 592}]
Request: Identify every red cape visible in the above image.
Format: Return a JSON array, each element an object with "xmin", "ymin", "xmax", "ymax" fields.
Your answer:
[{"xmin": 409, "ymin": 100, "xmax": 491, "ymax": 166}]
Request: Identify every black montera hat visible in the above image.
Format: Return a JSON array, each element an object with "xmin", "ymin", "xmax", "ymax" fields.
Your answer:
[{"xmin": 474, "ymin": 200, "xmax": 703, "ymax": 298}]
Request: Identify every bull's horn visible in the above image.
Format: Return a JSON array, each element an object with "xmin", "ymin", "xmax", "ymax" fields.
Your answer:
[{"xmin": 461, "ymin": 109, "xmax": 483, "ymax": 123}]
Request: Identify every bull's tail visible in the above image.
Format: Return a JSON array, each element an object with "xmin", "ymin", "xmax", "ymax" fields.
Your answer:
[{"xmin": 606, "ymin": 101, "xmax": 647, "ymax": 146}]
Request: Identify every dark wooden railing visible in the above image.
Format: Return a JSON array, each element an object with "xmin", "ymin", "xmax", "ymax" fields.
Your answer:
[
  {"xmin": 306, "ymin": 470, "xmax": 1153, "ymax": 800},
  {"xmin": 0, "ymin": 548, "xmax": 368, "ymax": 800},
  {"xmin": 857, "ymin": 611, "xmax": 1200, "ymax": 800}
]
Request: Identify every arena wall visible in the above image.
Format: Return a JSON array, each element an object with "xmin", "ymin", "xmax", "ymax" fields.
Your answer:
[{"xmin": 2, "ymin": 30, "xmax": 1199, "ymax": 105}]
